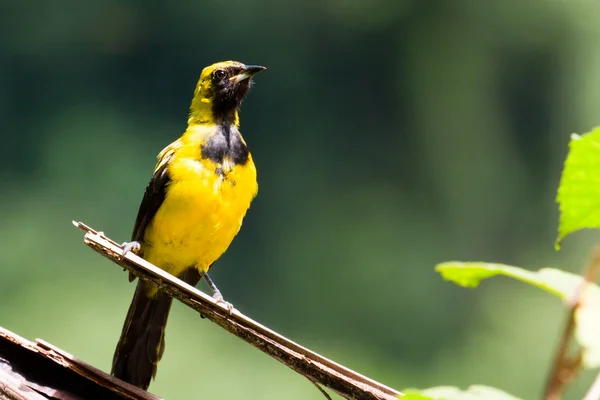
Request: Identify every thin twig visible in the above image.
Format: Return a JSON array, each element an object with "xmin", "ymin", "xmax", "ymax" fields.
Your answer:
[
  {"xmin": 306, "ymin": 376, "xmax": 333, "ymax": 400},
  {"xmin": 73, "ymin": 221, "xmax": 402, "ymax": 400},
  {"xmin": 543, "ymin": 246, "xmax": 600, "ymax": 400}
]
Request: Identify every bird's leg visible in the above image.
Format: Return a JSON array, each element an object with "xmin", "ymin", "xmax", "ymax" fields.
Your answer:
[
  {"xmin": 119, "ymin": 241, "xmax": 141, "ymax": 282},
  {"xmin": 203, "ymin": 272, "xmax": 223, "ymax": 301},
  {"xmin": 119, "ymin": 241, "xmax": 141, "ymax": 259},
  {"xmin": 201, "ymin": 272, "xmax": 234, "ymax": 313}
]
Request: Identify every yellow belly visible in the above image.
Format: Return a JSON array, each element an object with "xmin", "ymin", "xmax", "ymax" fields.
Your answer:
[{"xmin": 142, "ymin": 155, "xmax": 257, "ymax": 277}]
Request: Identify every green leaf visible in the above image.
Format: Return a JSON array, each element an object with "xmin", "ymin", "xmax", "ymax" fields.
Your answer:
[
  {"xmin": 435, "ymin": 262, "xmax": 582, "ymax": 299},
  {"xmin": 556, "ymin": 127, "xmax": 600, "ymax": 250},
  {"xmin": 436, "ymin": 262, "xmax": 600, "ymax": 368},
  {"xmin": 402, "ymin": 392, "xmax": 433, "ymax": 400},
  {"xmin": 402, "ymin": 385, "xmax": 522, "ymax": 400}
]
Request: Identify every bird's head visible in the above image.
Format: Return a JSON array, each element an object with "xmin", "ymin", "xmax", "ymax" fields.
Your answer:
[{"xmin": 189, "ymin": 61, "xmax": 266, "ymax": 125}]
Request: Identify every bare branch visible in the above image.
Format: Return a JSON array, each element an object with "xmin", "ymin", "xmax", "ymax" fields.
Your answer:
[
  {"xmin": 73, "ymin": 221, "xmax": 402, "ymax": 400},
  {"xmin": 543, "ymin": 246, "xmax": 600, "ymax": 400},
  {"xmin": 0, "ymin": 326, "xmax": 161, "ymax": 400}
]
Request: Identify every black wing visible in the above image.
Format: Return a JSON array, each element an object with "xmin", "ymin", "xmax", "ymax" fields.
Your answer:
[{"xmin": 130, "ymin": 150, "xmax": 174, "ymax": 243}]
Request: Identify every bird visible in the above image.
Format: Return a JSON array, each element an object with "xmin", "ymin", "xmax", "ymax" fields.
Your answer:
[{"xmin": 111, "ymin": 61, "xmax": 265, "ymax": 390}]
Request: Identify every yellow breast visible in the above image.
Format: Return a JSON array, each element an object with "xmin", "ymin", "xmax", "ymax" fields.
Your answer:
[{"xmin": 142, "ymin": 128, "xmax": 258, "ymax": 277}]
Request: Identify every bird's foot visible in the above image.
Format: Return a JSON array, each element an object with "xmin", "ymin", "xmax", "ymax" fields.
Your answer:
[
  {"xmin": 119, "ymin": 241, "xmax": 140, "ymax": 260},
  {"xmin": 212, "ymin": 290, "xmax": 234, "ymax": 314}
]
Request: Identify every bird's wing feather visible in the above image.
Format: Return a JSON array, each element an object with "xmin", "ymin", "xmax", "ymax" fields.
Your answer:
[{"xmin": 130, "ymin": 141, "xmax": 180, "ymax": 242}]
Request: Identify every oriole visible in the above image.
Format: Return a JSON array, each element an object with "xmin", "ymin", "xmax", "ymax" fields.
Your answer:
[{"xmin": 111, "ymin": 61, "xmax": 265, "ymax": 390}]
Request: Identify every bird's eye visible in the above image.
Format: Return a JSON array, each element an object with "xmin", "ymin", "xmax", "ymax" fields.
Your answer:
[{"xmin": 213, "ymin": 70, "xmax": 227, "ymax": 81}]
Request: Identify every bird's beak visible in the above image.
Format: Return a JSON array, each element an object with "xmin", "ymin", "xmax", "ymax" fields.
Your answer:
[{"xmin": 230, "ymin": 65, "xmax": 266, "ymax": 84}]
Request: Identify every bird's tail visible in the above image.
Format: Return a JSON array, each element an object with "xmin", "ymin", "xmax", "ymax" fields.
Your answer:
[{"xmin": 111, "ymin": 268, "xmax": 201, "ymax": 390}]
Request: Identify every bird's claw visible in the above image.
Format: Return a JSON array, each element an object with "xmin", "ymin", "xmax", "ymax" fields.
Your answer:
[
  {"xmin": 212, "ymin": 291, "xmax": 234, "ymax": 314},
  {"xmin": 120, "ymin": 241, "xmax": 141, "ymax": 260}
]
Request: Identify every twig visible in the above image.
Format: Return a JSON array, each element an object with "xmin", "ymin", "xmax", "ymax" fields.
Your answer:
[
  {"xmin": 73, "ymin": 221, "xmax": 402, "ymax": 400},
  {"xmin": 306, "ymin": 376, "xmax": 333, "ymax": 400},
  {"xmin": 542, "ymin": 246, "xmax": 600, "ymax": 400}
]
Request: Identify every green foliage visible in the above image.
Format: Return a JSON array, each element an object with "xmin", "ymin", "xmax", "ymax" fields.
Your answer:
[
  {"xmin": 402, "ymin": 385, "xmax": 522, "ymax": 400},
  {"xmin": 402, "ymin": 394, "xmax": 432, "ymax": 400},
  {"xmin": 436, "ymin": 262, "xmax": 581, "ymax": 299},
  {"xmin": 436, "ymin": 262, "xmax": 600, "ymax": 368},
  {"xmin": 556, "ymin": 127, "xmax": 600, "ymax": 249},
  {"xmin": 426, "ymin": 125, "xmax": 600, "ymax": 395}
]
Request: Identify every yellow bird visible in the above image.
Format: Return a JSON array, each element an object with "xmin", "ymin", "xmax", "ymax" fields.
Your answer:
[{"xmin": 111, "ymin": 61, "xmax": 265, "ymax": 389}]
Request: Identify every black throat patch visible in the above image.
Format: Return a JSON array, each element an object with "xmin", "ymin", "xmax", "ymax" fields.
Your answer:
[{"xmin": 200, "ymin": 123, "xmax": 250, "ymax": 166}]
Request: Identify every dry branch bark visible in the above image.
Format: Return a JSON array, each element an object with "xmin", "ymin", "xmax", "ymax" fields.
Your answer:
[
  {"xmin": 74, "ymin": 221, "xmax": 402, "ymax": 400},
  {"xmin": 543, "ymin": 246, "xmax": 600, "ymax": 400},
  {"xmin": 0, "ymin": 326, "xmax": 161, "ymax": 400}
]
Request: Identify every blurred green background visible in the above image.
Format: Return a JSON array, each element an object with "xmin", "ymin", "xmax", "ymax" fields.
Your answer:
[{"xmin": 3, "ymin": 1, "xmax": 600, "ymax": 399}]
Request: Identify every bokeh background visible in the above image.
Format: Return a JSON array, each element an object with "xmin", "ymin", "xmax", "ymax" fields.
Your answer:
[{"xmin": 3, "ymin": 1, "xmax": 600, "ymax": 399}]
